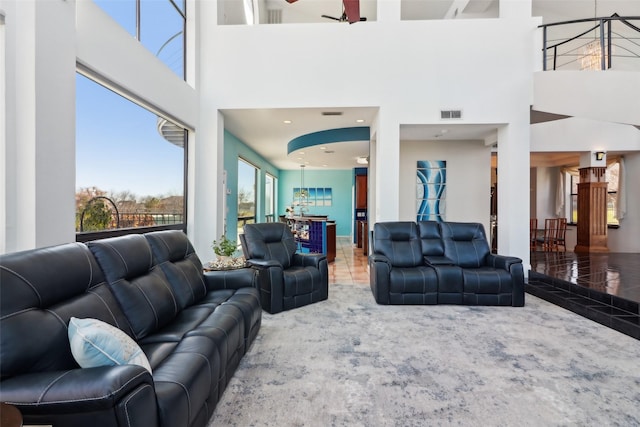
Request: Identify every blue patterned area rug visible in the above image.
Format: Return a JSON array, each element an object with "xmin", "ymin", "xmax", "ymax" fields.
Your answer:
[{"xmin": 209, "ymin": 284, "xmax": 640, "ymax": 426}]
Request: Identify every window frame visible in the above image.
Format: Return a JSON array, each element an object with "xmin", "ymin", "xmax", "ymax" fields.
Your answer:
[
  {"xmin": 567, "ymin": 163, "xmax": 620, "ymax": 228},
  {"xmin": 75, "ymin": 70, "xmax": 188, "ymax": 242}
]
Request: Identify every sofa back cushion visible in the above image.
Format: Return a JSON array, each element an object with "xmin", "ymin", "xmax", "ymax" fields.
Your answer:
[
  {"xmin": 145, "ymin": 230, "xmax": 207, "ymax": 310},
  {"xmin": 373, "ymin": 222, "xmax": 423, "ymax": 267},
  {"xmin": 440, "ymin": 222, "xmax": 490, "ymax": 268},
  {"xmin": 242, "ymin": 223, "xmax": 296, "ymax": 268},
  {"xmin": 0, "ymin": 243, "xmax": 132, "ymax": 380},
  {"xmin": 88, "ymin": 235, "xmax": 178, "ymax": 340},
  {"xmin": 418, "ymin": 221, "xmax": 444, "ymax": 256}
]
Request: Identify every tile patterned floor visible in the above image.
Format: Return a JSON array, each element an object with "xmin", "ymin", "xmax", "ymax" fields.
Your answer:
[
  {"xmin": 527, "ymin": 251, "xmax": 640, "ymax": 340},
  {"xmin": 328, "ymin": 236, "xmax": 370, "ymax": 286}
]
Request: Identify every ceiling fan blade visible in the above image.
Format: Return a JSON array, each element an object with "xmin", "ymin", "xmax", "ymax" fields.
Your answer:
[{"xmin": 343, "ymin": 0, "xmax": 361, "ymax": 24}]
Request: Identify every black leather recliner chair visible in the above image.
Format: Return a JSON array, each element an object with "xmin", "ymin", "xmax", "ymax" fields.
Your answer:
[{"xmin": 240, "ymin": 222, "xmax": 329, "ymax": 314}]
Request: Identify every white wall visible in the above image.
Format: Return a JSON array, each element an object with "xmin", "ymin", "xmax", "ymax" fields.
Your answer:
[
  {"xmin": 200, "ymin": 12, "xmax": 539, "ymax": 264},
  {"xmin": 607, "ymin": 152, "xmax": 640, "ymax": 252},
  {"xmin": 1, "ymin": 0, "xmax": 76, "ymax": 252},
  {"xmin": 534, "ymin": 71, "xmax": 640, "ymax": 126},
  {"xmin": 399, "ymin": 140, "xmax": 491, "ymax": 233}
]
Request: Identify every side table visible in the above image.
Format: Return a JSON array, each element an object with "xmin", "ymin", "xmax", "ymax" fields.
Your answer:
[{"xmin": 1, "ymin": 403, "xmax": 22, "ymax": 427}]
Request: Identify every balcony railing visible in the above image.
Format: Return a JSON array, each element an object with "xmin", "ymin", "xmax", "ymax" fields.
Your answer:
[{"xmin": 540, "ymin": 14, "xmax": 640, "ymax": 71}]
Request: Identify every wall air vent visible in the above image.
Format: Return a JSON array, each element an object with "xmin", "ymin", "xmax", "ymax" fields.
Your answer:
[
  {"xmin": 321, "ymin": 112, "xmax": 343, "ymax": 116},
  {"xmin": 440, "ymin": 110, "xmax": 462, "ymax": 119}
]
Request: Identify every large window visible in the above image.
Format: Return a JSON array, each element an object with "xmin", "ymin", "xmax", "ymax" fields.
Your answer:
[
  {"xmin": 93, "ymin": 0, "xmax": 186, "ymax": 79},
  {"xmin": 569, "ymin": 162, "xmax": 619, "ymax": 226},
  {"xmin": 75, "ymin": 73, "xmax": 186, "ymax": 239},
  {"xmin": 265, "ymin": 173, "xmax": 276, "ymax": 222},
  {"xmin": 237, "ymin": 158, "xmax": 257, "ymax": 236}
]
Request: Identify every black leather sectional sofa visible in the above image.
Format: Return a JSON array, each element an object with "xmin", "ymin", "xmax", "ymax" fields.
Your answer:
[
  {"xmin": 0, "ymin": 230, "xmax": 261, "ymax": 427},
  {"xmin": 369, "ymin": 221, "xmax": 525, "ymax": 306}
]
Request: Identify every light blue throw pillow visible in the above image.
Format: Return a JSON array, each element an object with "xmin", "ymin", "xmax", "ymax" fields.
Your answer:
[{"xmin": 68, "ymin": 317, "xmax": 152, "ymax": 373}]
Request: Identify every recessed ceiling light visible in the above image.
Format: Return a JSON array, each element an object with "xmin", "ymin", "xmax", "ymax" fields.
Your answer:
[
  {"xmin": 356, "ymin": 119, "xmax": 365, "ymax": 123},
  {"xmin": 320, "ymin": 147, "xmax": 327, "ymax": 150},
  {"xmin": 299, "ymin": 151, "xmax": 305, "ymax": 155},
  {"xmin": 283, "ymin": 120, "xmax": 292, "ymax": 124},
  {"xmin": 297, "ymin": 157, "xmax": 303, "ymax": 160},
  {"xmin": 322, "ymin": 164, "xmax": 328, "ymax": 167}
]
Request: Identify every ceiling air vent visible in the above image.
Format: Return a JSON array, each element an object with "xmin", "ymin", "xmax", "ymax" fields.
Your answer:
[
  {"xmin": 321, "ymin": 112, "xmax": 343, "ymax": 116},
  {"xmin": 441, "ymin": 110, "xmax": 462, "ymax": 119}
]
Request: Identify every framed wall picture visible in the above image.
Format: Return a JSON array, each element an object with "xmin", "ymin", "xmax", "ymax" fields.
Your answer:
[{"xmin": 416, "ymin": 160, "xmax": 446, "ymax": 221}]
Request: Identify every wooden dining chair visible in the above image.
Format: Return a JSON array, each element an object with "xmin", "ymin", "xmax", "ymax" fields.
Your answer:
[
  {"xmin": 536, "ymin": 218, "xmax": 558, "ymax": 252},
  {"xmin": 529, "ymin": 218, "xmax": 538, "ymax": 251},
  {"xmin": 555, "ymin": 217, "xmax": 567, "ymax": 252}
]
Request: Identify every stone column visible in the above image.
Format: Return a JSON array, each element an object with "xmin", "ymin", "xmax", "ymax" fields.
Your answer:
[{"xmin": 575, "ymin": 166, "xmax": 609, "ymax": 253}]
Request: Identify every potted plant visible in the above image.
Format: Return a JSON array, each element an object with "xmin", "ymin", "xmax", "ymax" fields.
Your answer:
[{"xmin": 211, "ymin": 235, "xmax": 237, "ymax": 261}]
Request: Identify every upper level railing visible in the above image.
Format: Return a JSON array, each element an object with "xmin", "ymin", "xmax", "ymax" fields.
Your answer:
[{"xmin": 540, "ymin": 14, "xmax": 640, "ymax": 71}]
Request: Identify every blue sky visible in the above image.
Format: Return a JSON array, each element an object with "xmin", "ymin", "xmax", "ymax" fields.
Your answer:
[
  {"xmin": 76, "ymin": 1, "xmax": 185, "ymax": 199},
  {"xmin": 76, "ymin": 74, "xmax": 184, "ymax": 198}
]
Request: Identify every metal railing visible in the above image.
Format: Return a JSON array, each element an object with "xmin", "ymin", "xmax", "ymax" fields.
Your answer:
[{"xmin": 540, "ymin": 14, "xmax": 640, "ymax": 71}]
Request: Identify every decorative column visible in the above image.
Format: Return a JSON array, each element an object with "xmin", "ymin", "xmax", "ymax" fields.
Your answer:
[{"xmin": 575, "ymin": 166, "xmax": 608, "ymax": 253}]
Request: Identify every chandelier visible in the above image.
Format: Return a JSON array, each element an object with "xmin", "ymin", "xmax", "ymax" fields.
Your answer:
[
  {"xmin": 581, "ymin": 39, "xmax": 603, "ymax": 70},
  {"xmin": 581, "ymin": 0, "xmax": 603, "ymax": 70}
]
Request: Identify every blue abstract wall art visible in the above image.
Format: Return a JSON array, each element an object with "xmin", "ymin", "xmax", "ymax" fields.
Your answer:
[{"xmin": 416, "ymin": 160, "xmax": 446, "ymax": 221}]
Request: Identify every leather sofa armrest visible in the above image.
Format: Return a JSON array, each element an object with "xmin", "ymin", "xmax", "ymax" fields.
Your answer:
[
  {"xmin": 245, "ymin": 259, "xmax": 281, "ymax": 269},
  {"xmin": 369, "ymin": 253, "xmax": 391, "ymax": 266},
  {"xmin": 485, "ymin": 254, "xmax": 522, "ymax": 271},
  {"xmin": 244, "ymin": 259, "xmax": 285, "ymax": 314},
  {"xmin": 203, "ymin": 268, "xmax": 257, "ymax": 291},
  {"xmin": 486, "ymin": 254, "xmax": 525, "ymax": 307},
  {"xmin": 369, "ymin": 254, "xmax": 392, "ymax": 304},
  {"xmin": 1, "ymin": 365, "xmax": 156, "ymax": 425},
  {"xmin": 292, "ymin": 252, "xmax": 326, "ymax": 268}
]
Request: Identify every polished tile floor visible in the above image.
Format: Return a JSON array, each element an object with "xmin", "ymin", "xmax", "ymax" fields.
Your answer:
[
  {"xmin": 528, "ymin": 251, "xmax": 640, "ymax": 339},
  {"xmin": 529, "ymin": 251, "xmax": 640, "ymax": 304},
  {"xmin": 328, "ymin": 236, "xmax": 370, "ymax": 285}
]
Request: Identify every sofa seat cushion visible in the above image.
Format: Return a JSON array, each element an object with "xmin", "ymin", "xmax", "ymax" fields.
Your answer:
[
  {"xmin": 283, "ymin": 266, "xmax": 323, "ymax": 297},
  {"xmin": 139, "ymin": 302, "xmax": 245, "ymax": 400},
  {"xmin": 388, "ymin": 266, "xmax": 438, "ymax": 304},
  {"xmin": 152, "ymin": 335, "xmax": 220, "ymax": 427},
  {"xmin": 186, "ymin": 303, "xmax": 246, "ymax": 399},
  {"xmin": 222, "ymin": 287, "xmax": 261, "ymax": 349},
  {"xmin": 388, "ymin": 266, "xmax": 438, "ymax": 294},
  {"xmin": 462, "ymin": 268, "xmax": 514, "ymax": 305},
  {"xmin": 196, "ymin": 287, "xmax": 261, "ymax": 352},
  {"xmin": 68, "ymin": 317, "xmax": 152, "ymax": 373},
  {"xmin": 137, "ymin": 306, "xmax": 216, "ymax": 344},
  {"xmin": 462, "ymin": 268, "xmax": 514, "ymax": 294}
]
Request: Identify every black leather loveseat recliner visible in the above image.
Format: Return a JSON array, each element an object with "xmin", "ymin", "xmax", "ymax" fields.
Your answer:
[
  {"xmin": 0, "ymin": 230, "xmax": 261, "ymax": 427},
  {"xmin": 369, "ymin": 221, "xmax": 524, "ymax": 306}
]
